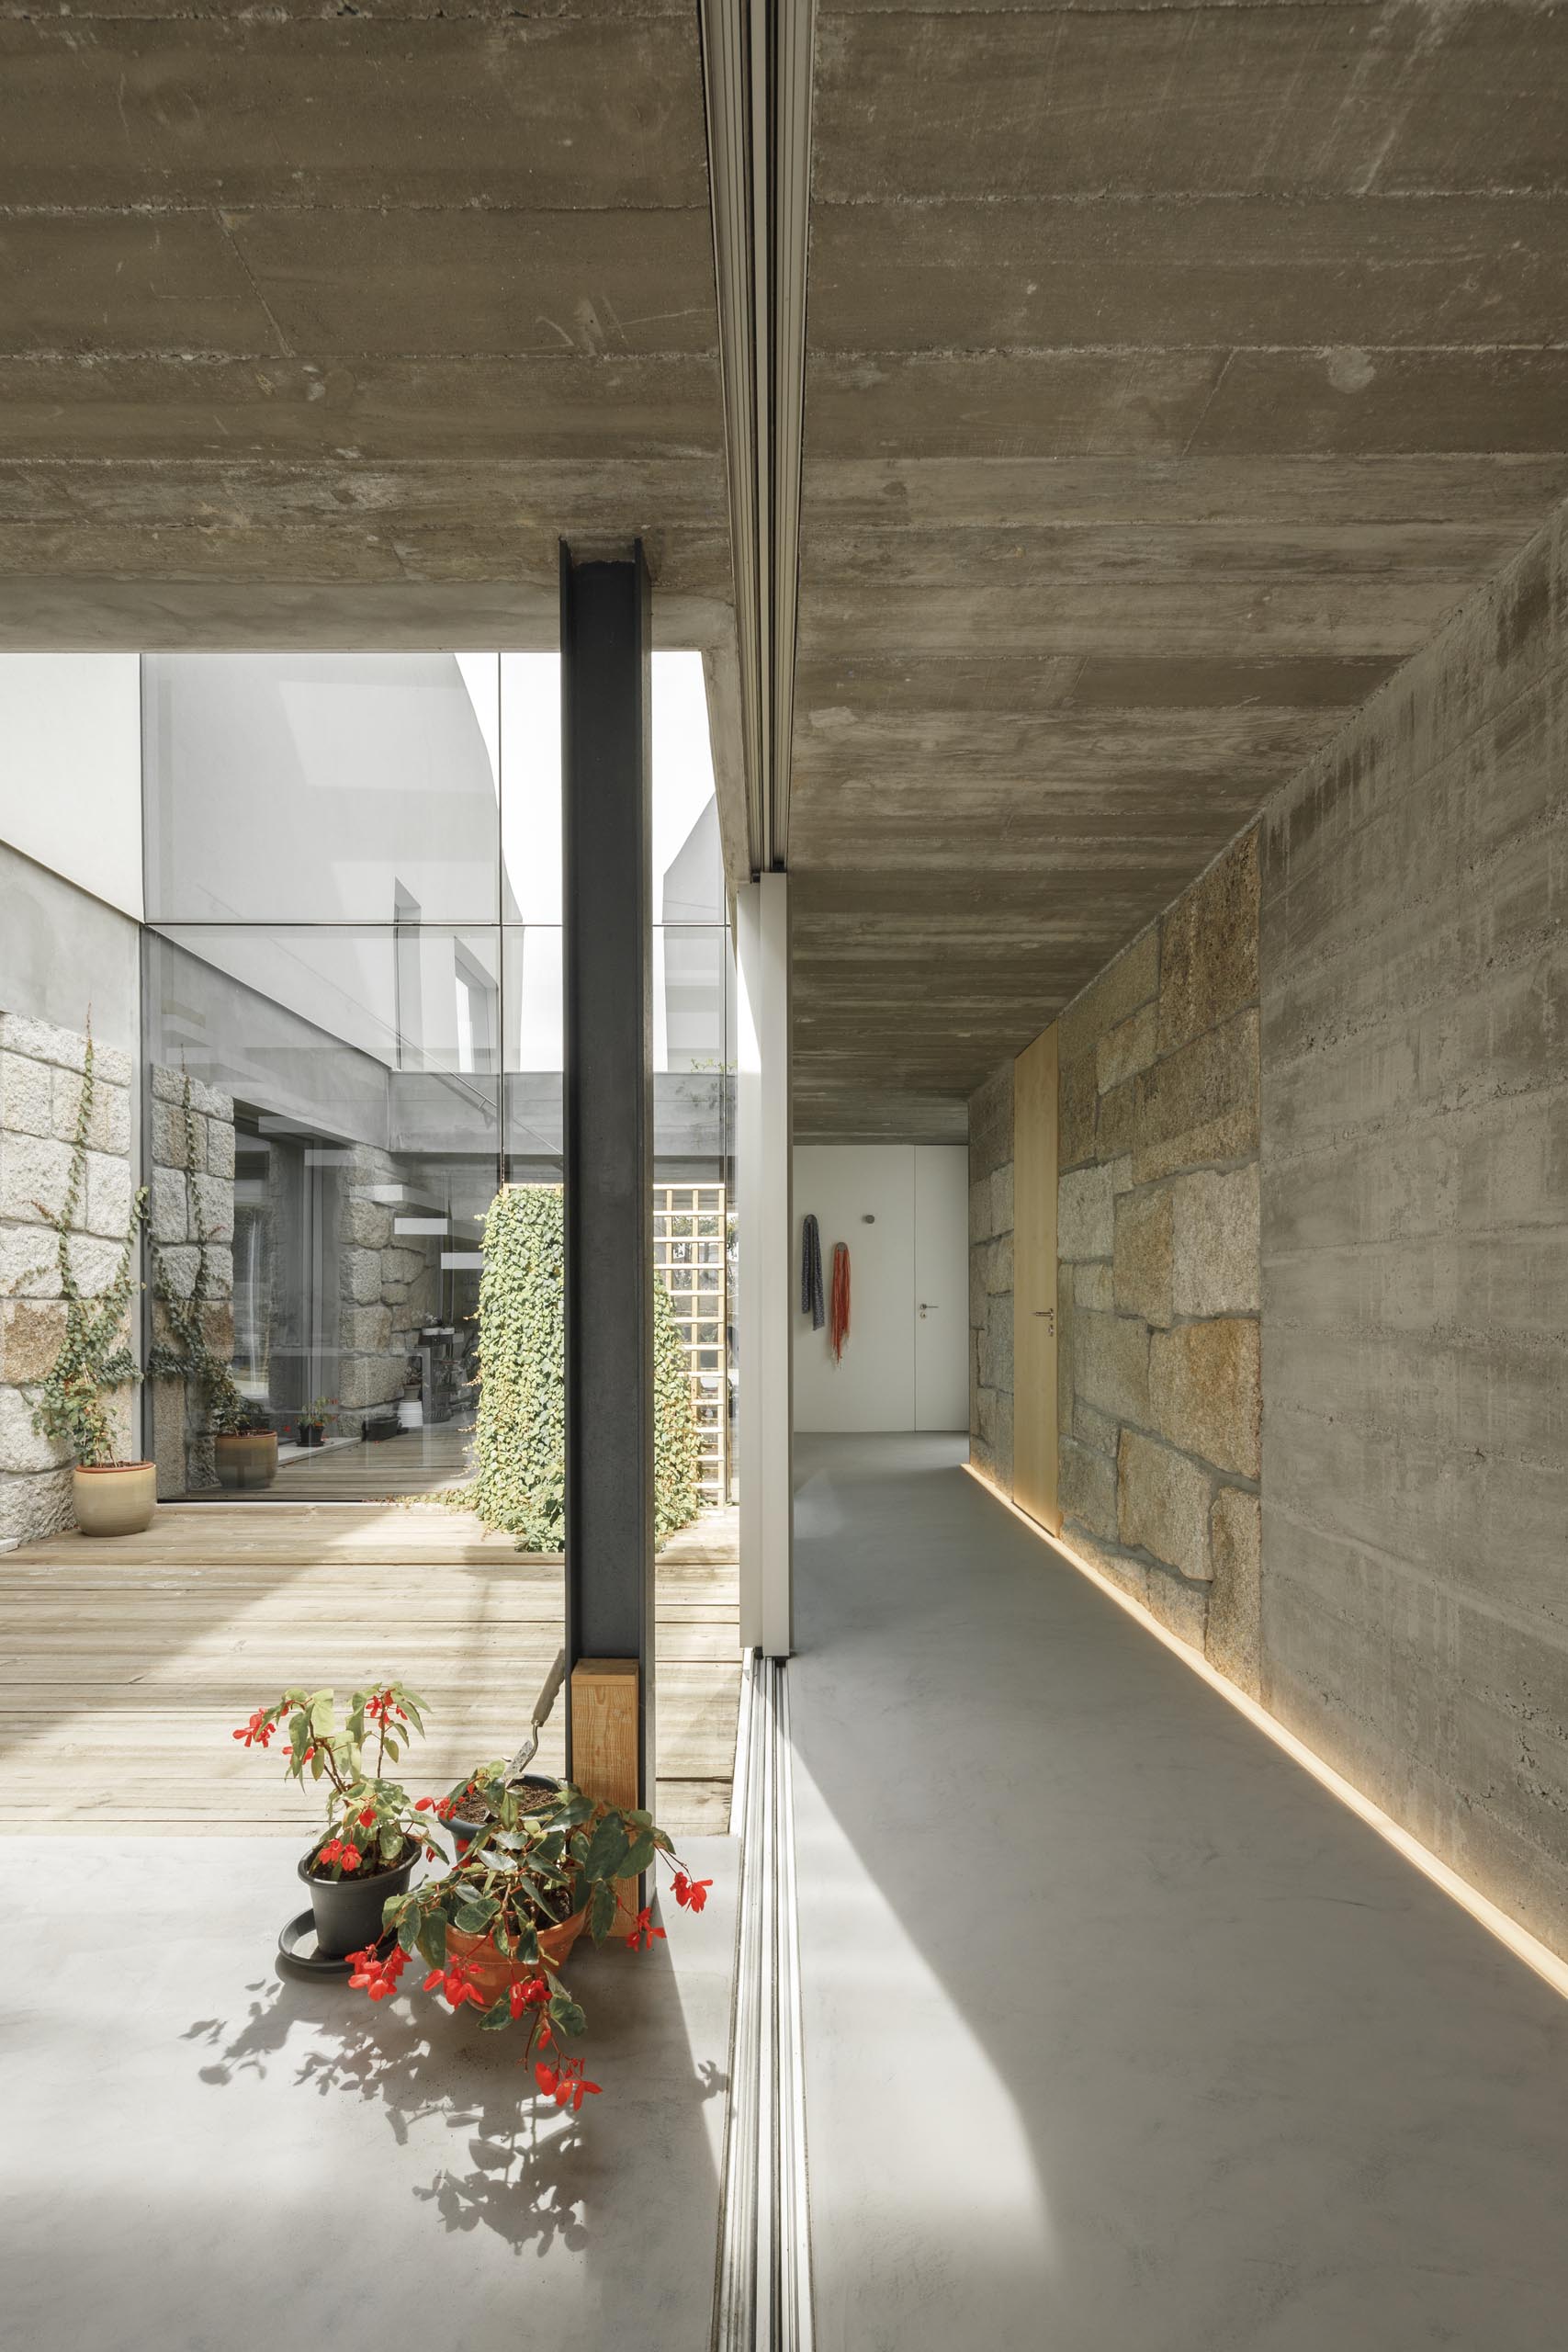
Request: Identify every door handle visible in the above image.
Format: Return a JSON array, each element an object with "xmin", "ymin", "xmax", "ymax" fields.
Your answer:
[
  {"xmin": 919, "ymin": 1302, "xmax": 936, "ymax": 1319},
  {"xmin": 1032, "ymin": 1308, "xmax": 1055, "ymax": 1333}
]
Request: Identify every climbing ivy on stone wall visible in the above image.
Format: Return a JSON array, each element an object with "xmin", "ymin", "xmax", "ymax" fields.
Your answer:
[{"xmin": 467, "ymin": 1185, "xmax": 701, "ymax": 1551}]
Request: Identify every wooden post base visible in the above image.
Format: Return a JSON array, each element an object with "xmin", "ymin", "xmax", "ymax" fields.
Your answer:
[{"xmin": 571, "ymin": 1657, "xmax": 643, "ymax": 1933}]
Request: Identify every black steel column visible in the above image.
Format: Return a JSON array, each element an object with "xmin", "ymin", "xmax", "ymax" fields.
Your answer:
[{"xmin": 560, "ymin": 541, "xmax": 654, "ymax": 1804}]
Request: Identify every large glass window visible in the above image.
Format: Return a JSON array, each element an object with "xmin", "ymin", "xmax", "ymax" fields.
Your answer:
[{"xmin": 141, "ymin": 647, "xmax": 734, "ymax": 1507}]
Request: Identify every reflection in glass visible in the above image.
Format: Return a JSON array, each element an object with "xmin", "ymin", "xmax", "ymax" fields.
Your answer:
[{"xmin": 145, "ymin": 926, "xmax": 500, "ymax": 1500}]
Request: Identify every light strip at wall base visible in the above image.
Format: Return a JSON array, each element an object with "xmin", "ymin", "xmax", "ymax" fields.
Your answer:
[{"xmin": 962, "ymin": 1460, "xmax": 1568, "ymax": 2007}]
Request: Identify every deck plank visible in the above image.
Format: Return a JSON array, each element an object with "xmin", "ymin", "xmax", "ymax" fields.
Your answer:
[{"xmin": 0, "ymin": 1502, "xmax": 740, "ymax": 1842}]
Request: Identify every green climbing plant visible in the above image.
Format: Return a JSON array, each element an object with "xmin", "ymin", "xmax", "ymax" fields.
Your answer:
[
  {"xmin": 463, "ymin": 1185, "xmax": 701, "ymax": 1549},
  {"xmin": 27, "ymin": 1028, "xmax": 148, "ymax": 1469},
  {"xmin": 145, "ymin": 1070, "xmax": 252, "ymax": 1436}
]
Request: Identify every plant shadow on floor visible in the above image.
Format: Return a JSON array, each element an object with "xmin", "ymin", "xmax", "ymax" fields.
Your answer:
[{"xmin": 184, "ymin": 1946, "xmax": 726, "ymax": 2262}]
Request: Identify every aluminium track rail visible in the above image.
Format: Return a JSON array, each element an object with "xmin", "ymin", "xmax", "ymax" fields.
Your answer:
[{"xmin": 713, "ymin": 1649, "xmax": 815, "ymax": 2352}]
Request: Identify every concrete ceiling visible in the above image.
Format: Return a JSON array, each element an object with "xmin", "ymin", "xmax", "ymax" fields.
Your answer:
[
  {"xmin": 5, "ymin": 3, "xmax": 1568, "ymax": 1148},
  {"xmin": 786, "ymin": 0, "xmax": 1568, "ymax": 1139},
  {"xmin": 0, "ymin": 0, "xmax": 750, "ymax": 866}
]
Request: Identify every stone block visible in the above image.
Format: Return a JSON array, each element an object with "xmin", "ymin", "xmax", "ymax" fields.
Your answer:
[
  {"xmin": 150, "ymin": 1166, "xmax": 188, "ymax": 1246},
  {"xmin": 1076, "ymin": 1309, "xmax": 1149, "ymax": 1426},
  {"xmin": 0, "ymin": 1464, "xmax": 73, "ymax": 1544},
  {"xmin": 0, "ymin": 1385, "xmax": 66, "ymax": 1475},
  {"xmin": 1110, "ymin": 1154, "xmax": 1134, "ymax": 1194},
  {"xmin": 343, "ymin": 1195, "xmax": 394, "ymax": 1250},
  {"xmin": 1145, "ymin": 1565, "xmax": 1210, "ymax": 1652},
  {"xmin": 969, "ymin": 1177, "xmax": 993, "ymax": 1247},
  {"xmin": 1158, "ymin": 830, "xmax": 1259, "ymax": 1057},
  {"xmin": 1060, "ymin": 925, "xmax": 1159, "ymax": 1067},
  {"xmin": 65, "ymin": 1235, "xmax": 130, "ymax": 1296},
  {"xmin": 0, "ymin": 1052, "xmax": 53, "ymax": 1138},
  {"xmin": 0, "ymin": 1299, "xmax": 66, "ymax": 1385},
  {"xmin": 991, "ymin": 1162, "xmax": 1013, "ymax": 1238},
  {"xmin": 0, "ymin": 1222, "xmax": 56, "ymax": 1298},
  {"xmin": 342, "ymin": 1304, "xmax": 394, "ymax": 1352},
  {"xmin": 967, "ymin": 1060, "xmax": 1012, "ymax": 1183},
  {"xmin": 1118, "ymin": 1429, "xmax": 1213, "ymax": 1580},
  {"xmin": 150, "ymin": 1064, "xmax": 186, "ymax": 1105},
  {"xmin": 1096, "ymin": 1074, "xmax": 1136, "ymax": 1160},
  {"xmin": 1058, "ymin": 1163, "xmax": 1114, "ymax": 1261},
  {"xmin": 1062, "ymin": 1523, "xmax": 1150, "ymax": 1608},
  {"xmin": 1060, "ymin": 1433, "xmax": 1117, "ymax": 1540},
  {"xmin": 204, "ymin": 1245, "xmax": 233, "ymax": 1300},
  {"xmin": 977, "ymin": 1292, "xmax": 1013, "ymax": 1393},
  {"xmin": 1059, "ymin": 1054, "xmax": 1098, "ymax": 1170},
  {"xmin": 969, "ymin": 1247, "xmax": 987, "ymax": 1333},
  {"xmin": 339, "ymin": 1354, "xmax": 406, "ymax": 1412},
  {"xmin": 1098, "ymin": 1002, "xmax": 1158, "ymax": 1094},
  {"xmin": 1149, "ymin": 1317, "xmax": 1261, "ymax": 1479},
  {"xmin": 986, "ymin": 1232, "xmax": 1013, "ymax": 1295},
  {"xmin": 0, "ymin": 1131, "xmax": 73, "ymax": 1226},
  {"xmin": 1074, "ymin": 1397, "xmax": 1121, "ymax": 1456},
  {"xmin": 85, "ymin": 1151, "xmax": 134, "ymax": 1241},
  {"xmin": 0, "ymin": 1013, "xmax": 86, "ymax": 1073},
  {"xmin": 1169, "ymin": 1164, "xmax": 1260, "ymax": 1318},
  {"xmin": 190, "ymin": 1173, "xmax": 233, "ymax": 1246},
  {"xmin": 380, "ymin": 1243, "xmax": 427, "ymax": 1284},
  {"xmin": 1134, "ymin": 1009, "xmax": 1259, "ymax": 1185},
  {"xmin": 1075, "ymin": 1260, "xmax": 1113, "ymax": 1311},
  {"xmin": 150, "ymin": 1099, "xmax": 196, "ymax": 1170},
  {"xmin": 991, "ymin": 1386, "xmax": 1014, "ymax": 1488},
  {"xmin": 207, "ymin": 1119, "xmax": 237, "ymax": 1180},
  {"xmin": 153, "ymin": 1242, "xmax": 197, "ymax": 1300},
  {"xmin": 343, "ymin": 1247, "xmax": 384, "ymax": 1306},
  {"xmin": 1056, "ymin": 1266, "xmax": 1075, "ymax": 1433},
  {"xmin": 1207, "ymin": 1487, "xmax": 1262, "ymax": 1697},
  {"xmin": 1114, "ymin": 1184, "xmax": 1173, "ymax": 1326},
  {"xmin": 55, "ymin": 1067, "xmax": 129, "ymax": 1157}
]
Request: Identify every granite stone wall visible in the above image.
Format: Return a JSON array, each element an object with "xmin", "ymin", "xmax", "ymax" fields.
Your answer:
[
  {"xmin": 0, "ymin": 1014, "xmax": 136, "ymax": 1542},
  {"xmin": 1055, "ymin": 831, "xmax": 1263, "ymax": 1685},
  {"xmin": 337, "ymin": 1146, "xmax": 442, "ymax": 1418},
  {"xmin": 148, "ymin": 1064, "xmax": 236, "ymax": 1498},
  {"xmin": 967, "ymin": 1058, "xmax": 1014, "ymax": 1495}
]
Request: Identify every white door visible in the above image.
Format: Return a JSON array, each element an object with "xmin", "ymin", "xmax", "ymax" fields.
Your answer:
[{"xmin": 914, "ymin": 1144, "xmax": 969, "ymax": 1430}]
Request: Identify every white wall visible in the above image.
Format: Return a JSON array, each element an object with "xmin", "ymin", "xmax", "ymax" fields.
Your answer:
[
  {"xmin": 793, "ymin": 1144, "xmax": 968, "ymax": 1434},
  {"xmin": 0, "ymin": 654, "xmax": 142, "ymax": 919}
]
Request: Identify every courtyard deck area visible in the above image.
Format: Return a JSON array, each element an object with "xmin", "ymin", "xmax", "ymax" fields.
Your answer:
[{"xmin": 0, "ymin": 1500, "xmax": 741, "ymax": 1841}]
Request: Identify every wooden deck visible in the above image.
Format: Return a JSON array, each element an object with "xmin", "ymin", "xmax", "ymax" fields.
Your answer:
[{"xmin": 0, "ymin": 1502, "xmax": 741, "ymax": 1841}]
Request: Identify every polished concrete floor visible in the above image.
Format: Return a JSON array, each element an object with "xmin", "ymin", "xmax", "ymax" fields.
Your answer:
[
  {"xmin": 0, "ymin": 1835, "xmax": 734, "ymax": 2349},
  {"xmin": 791, "ymin": 1434, "xmax": 1568, "ymax": 2352}
]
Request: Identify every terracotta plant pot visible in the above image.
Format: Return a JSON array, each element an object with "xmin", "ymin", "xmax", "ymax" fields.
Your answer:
[
  {"xmin": 299, "ymin": 1840, "xmax": 420, "ymax": 1961},
  {"xmin": 446, "ymin": 1902, "xmax": 589, "ymax": 2002},
  {"xmin": 72, "ymin": 1461, "xmax": 156, "ymax": 1537},
  {"xmin": 214, "ymin": 1430, "xmax": 277, "ymax": 1490}
]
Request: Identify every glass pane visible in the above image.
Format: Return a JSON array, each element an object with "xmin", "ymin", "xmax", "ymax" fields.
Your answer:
[
  {"xmin": 144, "ymin": 924, "xmax": 500, "ymax": 1500},
  {"xmin": 143, "ymin": 651, "xmax": 502, "ymax": 924}
]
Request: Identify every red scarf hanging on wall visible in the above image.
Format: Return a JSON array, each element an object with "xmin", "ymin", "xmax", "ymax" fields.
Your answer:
[{"xmin": 829, "ymin": 1241, "xmax": 851, "ymax": 1364}]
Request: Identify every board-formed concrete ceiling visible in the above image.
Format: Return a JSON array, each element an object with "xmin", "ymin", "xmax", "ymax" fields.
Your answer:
[
  {"xmin": 785, "ymin": 0, "xmax": 1568, "ymax": 1139},
  {"xmin": 0, "ymin": 0, "xmax": 749, "ymax": 868}
]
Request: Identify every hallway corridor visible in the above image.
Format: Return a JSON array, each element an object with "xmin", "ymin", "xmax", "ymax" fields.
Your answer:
[{"xmin": 790, "ymin": 1437, "xmax": 1568, "ymax": 2352}]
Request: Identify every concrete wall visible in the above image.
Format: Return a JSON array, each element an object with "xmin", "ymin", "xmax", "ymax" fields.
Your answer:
[
  {"xmin": 971, "ymin": 494, "xmax": 1567, "ymax": 1953},
  {"xmin": 966, "ymin": 1059, "xmax": 1014, "ymax": 1493},
  {"xmin": 1259, "ymin": 501, "xmax": 1568, "ymax": 1951},
  {"xmin": 1055, "ymin": 833, "xmax": 1263, "ymax": 1686}
]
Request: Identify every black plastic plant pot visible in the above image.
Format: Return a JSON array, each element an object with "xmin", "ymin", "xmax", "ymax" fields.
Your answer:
[{"xmin": 298, "ymin": 1841, "xmax": 418, "ymax": 1960}]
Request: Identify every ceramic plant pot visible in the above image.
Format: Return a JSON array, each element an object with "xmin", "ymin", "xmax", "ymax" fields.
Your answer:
[
  {"xmin": 72, "ymin": 1461, "xmax": 156, "ymax": 1537},
  {"xmin": 445, "ymin": 1902, "xmax": 589, "ymax": 2000},
  {"xmin": 299, "ymin": 1841, "xmax": 419, "ymax": 1961},
  {"xmin": 214, "ymin": 1430, "xmax": 277, "ymax": 1490},
  {"xmin": 298, "ymin": 1426, "xmax": 325, "ymax": 1449}
]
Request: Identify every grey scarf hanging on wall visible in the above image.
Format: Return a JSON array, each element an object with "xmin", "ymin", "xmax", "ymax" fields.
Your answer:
[{"xmin": 801, "ymin": 1212, "xmax": 825, "ymax": 1330}]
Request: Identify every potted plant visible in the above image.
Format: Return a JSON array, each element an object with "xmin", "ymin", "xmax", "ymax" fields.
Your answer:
[
  {"xmin": 297, "ymin": 1396, "xmax": 335, "ymax": 1449},
  {"xmin": 212, "ymin": 1396, "xmax": 277, "ymax": 1489},
  {"xmin": 24, "ymin": 1027, "xmax": 153, "ymax": 1538},
  {"xmin": 349, "ymin": 1775, "xmax": 714, "ymax": 2112},
  {"xmin": 232, "ymin": 1679, "xmax": 434, "ymax": 1959},
  {"xmin": 148, "ymin": 1072, "xmax": 276, "ymax": 1489}
]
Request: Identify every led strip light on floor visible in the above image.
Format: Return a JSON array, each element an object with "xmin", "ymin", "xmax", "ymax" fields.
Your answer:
[
  {"xmin": 714, "ymin": 1651, "xmax": 815, "ymax": 2352},
  {"xmin": 964, "ymin": 1460, "xmax": 1568, "ymax": 2006}
]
